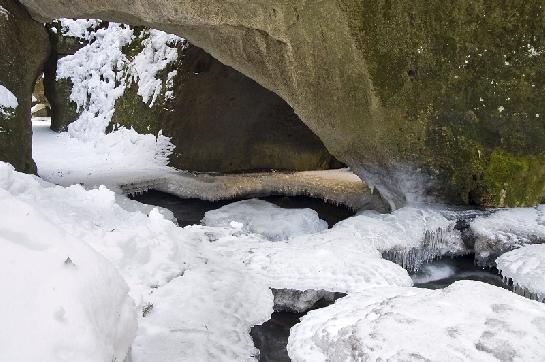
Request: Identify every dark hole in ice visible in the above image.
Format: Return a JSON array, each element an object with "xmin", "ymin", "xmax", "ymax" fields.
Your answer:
[{"xmin": 130, "ymin": 190, "xmax": 355, "ymax": 227}]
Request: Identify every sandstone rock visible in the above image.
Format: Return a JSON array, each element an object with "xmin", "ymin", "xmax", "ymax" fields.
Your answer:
[
  {"xmin": 0, "ymin": 0, "xmax": 49, "ymax": 173},
  {"xmin": 17, "ymin": 1, "xmax": 545, "ymax": 206}
]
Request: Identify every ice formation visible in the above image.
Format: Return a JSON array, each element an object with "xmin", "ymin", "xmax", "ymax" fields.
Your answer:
[
  {"xmin": 272, "ymin": 289, "xmax": 341, "ymax": 313},
  {"xmin": 471, "ymin": 205, "xmax": 545, "ymax": 266},
  {"xmin": 497, "ymin": 244, "xmax": 545, "ymax": 302},
  {"xmin": 0, "ymin": 167, "xmax": 136, "ymax": 362},
  {"xmin": 288, "ymin": 281, "xmax": 545, "ymax": 362},
  {"xmin": 0, "ymin": 84, "xmax": 18, "ymax": 116},
  {"xmin": 332, "ymin": 206, "xmax": 468, "ymax": 271},
  {"xmin": 202, "ymin": 199, "xmax": 328, "ymax": 241},
  {"xmin": 411, "ymin": 259, "xmax": 457, "ymax": 284}
]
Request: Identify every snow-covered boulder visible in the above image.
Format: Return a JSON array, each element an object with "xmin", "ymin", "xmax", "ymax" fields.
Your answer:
[
  {"xmin": 0, "ymin": 185, "xmax": 136, "ymax": 362},
  {"xmin": 288, "ymin": 281, "xmax": 545, "ymax": 362},
  {"xmin": 202, "ymin": 199, "xmax": 328, "ymax": 241},
  {"xmin": 471, "ymin": 205, "xmax": 545, "ymax": 266},
  {"xmin": 497, "ymin": 244, "xmax": 545, "ymax": 301}
]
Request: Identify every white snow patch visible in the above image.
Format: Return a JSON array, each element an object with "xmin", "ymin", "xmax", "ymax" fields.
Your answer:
[
  {"xmin": 0, "ymin": 84, "xmax": 18, "ymax": 115},
  {"xmin": 497, "ymin": 244, "xmax": 545, "ymax": 301},
  {"xmin": 203, "ymin": 199, "xmax": 328, "ymax": 241},
  {"xmin": 0, "ymin": 6, "xmax": 9, "ymax": 19},
  {"xmin": 59, "ymin": 18, "xmax": 99, "ymax": 40},
  {"xmin": 0, "ymin": 166, "xmax": 136, "ymax": 362},
  {"xmin": 288, "ymin": 281, "xmax": 545, "ymax": 362}
]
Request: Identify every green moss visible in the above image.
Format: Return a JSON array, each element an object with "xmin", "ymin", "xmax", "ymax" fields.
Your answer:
[
  {"xmin": 345, "ymin": 0, "xmax": 545, "ymax": 206},
  {"xmin": 482, "ymin": 151, "xmax": 545, "ymax": 207}
]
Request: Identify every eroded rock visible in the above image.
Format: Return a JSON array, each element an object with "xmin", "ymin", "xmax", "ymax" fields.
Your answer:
[{"xmin": 0, "ymin": 0, "xmax": 49, "ymax": 173}]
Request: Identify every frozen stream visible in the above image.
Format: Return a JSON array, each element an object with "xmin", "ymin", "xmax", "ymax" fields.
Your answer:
[{"xmin": 132, "ymin": 190, "xmax": 505, "ymax": 362}]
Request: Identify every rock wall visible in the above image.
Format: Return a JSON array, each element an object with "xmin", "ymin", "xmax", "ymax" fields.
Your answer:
[
  {"xmin": 15, "ymin": 1, "xmax": 545, "ymax": 206},
  {"xmin": 0, "ymin": 0, "xmax": 49, "ymax": 173}
]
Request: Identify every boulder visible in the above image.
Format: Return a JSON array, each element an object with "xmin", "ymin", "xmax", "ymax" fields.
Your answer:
[
  {"xmin": 0, "ymin": 0, "xmax": 49, "ymax": 173},
  {"xmin": 17, "ymin": 1, "xmax": 545, "ymax": 206}
]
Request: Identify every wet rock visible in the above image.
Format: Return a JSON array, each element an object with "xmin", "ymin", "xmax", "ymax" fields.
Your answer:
[{"xmin": 0, "ymin": 0, "xmax": 49, "ymax": 173}]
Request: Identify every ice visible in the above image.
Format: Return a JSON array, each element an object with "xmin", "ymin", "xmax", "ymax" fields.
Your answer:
[
  {"xmin": 272, "ymin": 289, "xmax": 340, "ymax": 313},
  {"xmin": 202, "ymin": 199, "xmax": 328, "ymax": 241},
  {"xmin": 0, "ymin": 84, "xmax": 18, "ymax": 115},
  {"xmin": 0, "ymin": 172, "xmax": 136, "ymax": 361},
  {"xmin": 411, "ymin": 259, "xmax": 457, "ymax": 284},
  {"xmin": 497, "ymin": 244, "xmax": 545, "ymax": 301},
  {"xmin": 0, "ymin": 6, "xmax": 9, "ymax": 19},
  {"xmin": 332, "ymin": 206, "xmax": 468, "ymax": 271},
  {"xmin": 471, "ymin": 205, "xmax": 545, "ymax": 266},
  {"xmin": 208, "ymin": 225, "xmax": 413, "ymax": 295},
  {"xmin": 288, "ymin": 281, "xmax": 545, "ymax": 362}
]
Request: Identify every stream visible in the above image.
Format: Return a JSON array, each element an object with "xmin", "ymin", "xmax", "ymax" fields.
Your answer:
[{"xmin": 131, "ymin": 190, "xmax": 504, "ymax": 362}]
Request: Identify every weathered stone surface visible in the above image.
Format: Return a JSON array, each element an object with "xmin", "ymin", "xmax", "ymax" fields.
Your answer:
[
  {"xmin": 113, "ymin": 44, "xmax": 337, "ymax": 172},
  {"xmin": 0, "ymin": 0, "xmax": 49, "ymax": 173},
  {"xmin": 16, "ymin": 1, "xmax": 545, "ymax": 206}
]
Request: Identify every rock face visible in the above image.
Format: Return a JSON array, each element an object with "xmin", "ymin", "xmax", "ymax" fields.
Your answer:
[
  {"xmin": 52, "ymin": 22, "xmax": 337, "ymax": 173},
  {"xmin": 116, "ymin": 44, "xmax": 336, "ymax": 172},
  {"xmin": 0, "ymin": 0, "xmax": 49, "ymax": 173},
  {"xmin": 16, "ymin": 1, "xmax": 545, "ymax": 206}
]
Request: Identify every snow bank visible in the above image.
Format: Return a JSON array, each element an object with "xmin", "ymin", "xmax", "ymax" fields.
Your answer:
[
  {"xmin": 471, "ymin": 205, "xmax": 545, "ymax": 266},
  {"xmin": 497, "ymin": 244, "xmax": 545, "ymax": 301},
  {"xmin": 0, "ymin": 84, "xmax": 18, "ymax": 116},
  {"xmin": 288, "ymin": 281, "xmax": 545, "ymax": 362},
  {"xmin": 0, "ymin": 161, "xmax": 273, "ymax": 361},
  {"xmin": 202, "ymin": 199, "xmax": 328, "ymax": 241},
  {"xmin": 33, "ymin": 119, "xmax": 174, "ymax": 190},
  {"xmin": 0, "ymin": 167, "xmax": 136, "ymax": 362}
]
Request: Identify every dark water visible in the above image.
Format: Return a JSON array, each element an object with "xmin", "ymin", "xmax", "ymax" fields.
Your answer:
[{"xmin": 131, "ymin": 190, "xmax": 355, "ymax": 227}]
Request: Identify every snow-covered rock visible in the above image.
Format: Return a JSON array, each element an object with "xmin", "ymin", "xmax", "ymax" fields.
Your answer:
[
  {"xmin": 0, "ymin": 176, "xmax": 136, "ymax": 362},
  {"xmin": 202, "ymin": 199, "xmax": 328, "ymax": 241},
  {"xmin": 471, "ymin": 205, "xmax": 545, "ymax": 266},
  {"xmin": 288, "ymin": 281, "xmax": 545, "ymax": 362},
  {"xmin": 332, "ymin": 206, "xmax": 468, "ymax": 271},
  {"xmin": 497, "ymin": 244, "xmax": 545, "ymax": 301}
]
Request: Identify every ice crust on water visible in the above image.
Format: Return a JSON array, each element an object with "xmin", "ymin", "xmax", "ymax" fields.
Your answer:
[
  {"xmin": 0, "ymin": 167, "xmax": 136, "ymax": 362},
  {"xmin": 0, "ymin": 84, "xmax": 18, "ymax": 115},
  {"xmin": 202, "ymin": 199, "xmax": 328, "ymax": 241},
  {"xmin": 497, "ymin": 244, "xmax": 545, "ymax": 301},
  {"xmin": 332, "ymin": 206, "xmax": 468, "ymax": 271},
  {"xmin": 288, "ymin": 281, "xmax": 545, "ymax": 362},
  {"xmin": 471, "ymin": 205, "xmax": 545, "ymax": 266}
]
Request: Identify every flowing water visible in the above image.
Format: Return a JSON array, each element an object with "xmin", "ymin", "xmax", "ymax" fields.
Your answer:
[{"xmin": 131, "ymin": 190, "xmax": 503, "ymax": 362}]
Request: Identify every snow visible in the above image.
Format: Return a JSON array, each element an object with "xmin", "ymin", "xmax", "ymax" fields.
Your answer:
[
  {"xmin": 471, "ymin": 205, "xmax": 545, "ymax": 266},
  {"xmin": 33, "ymin": 119, "xmax": 174, "ymax": 190},
  {"xmin": 0, "ymin": 6, "xmax": 9, "ymax": 19},
  {"xmin": 0, "ymin": 166, "xmax": 136, "ymax": 362},
  {"xmin": 0, "ymin": 161, "xmax": 275, "ymax": 361},
  {"xmin": 202, "ymin": 199, "xmax": 328, "ymax": 241},
  {"xmin": 288, "ymin": 281, "xmax": 545, "ymax": 362},
  {"xmin": 130, "ymin": 29, "xmax": 186, "ymax": 106},
  {"xmin": 331, "ymin": 206, "xmax": 468, "ymax": 271},
  {"xmin": 0, "ymin": 84, "xmax": 18, "ymax": 115},
  {"xmin": 57, "ymin": 22, "xmax": 183, "ymax": 140},
  {"xmin": 497, "ymin": 244, "xmax": 545, "ymax": 301},
  {"xmin": 59, "ymin": 19, "xmax": 99, "ymax": 40}
]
